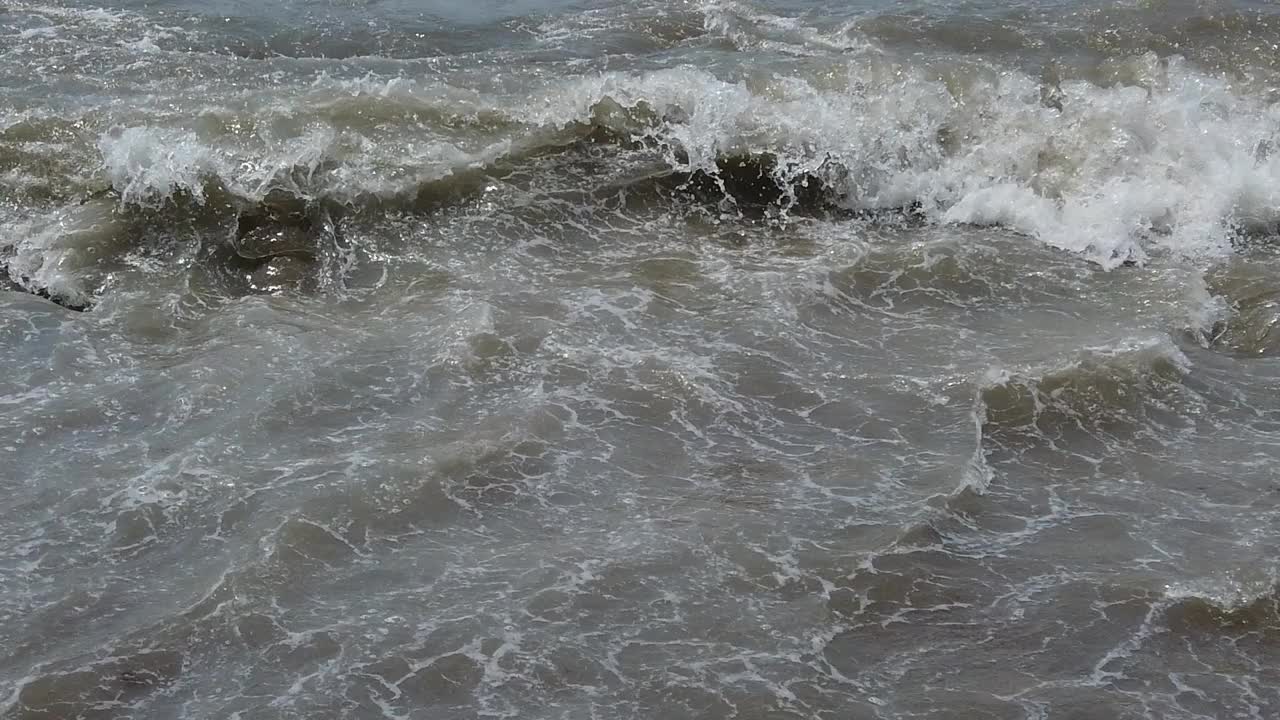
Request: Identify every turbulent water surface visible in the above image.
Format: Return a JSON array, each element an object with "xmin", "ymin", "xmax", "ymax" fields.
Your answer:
[{"xmin": 3, "ymin": 0, "xmax": 1280, "ymax": 717}]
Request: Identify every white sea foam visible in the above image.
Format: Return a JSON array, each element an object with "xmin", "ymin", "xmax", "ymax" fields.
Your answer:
[
  {"xmin": 10, "ymin": 2, "xmax": 130, "ymax": 28},
  {"xmin": 523, "ymin": 47, "xmax": 1280, "ymax": 267},
  {"xmin": 699, "ymin": 0, "xmax": 874, "ymax": 55},
  {"xmin": 28, "ymin": 5, "xmax": 1279, "ymax": 274},
  {"xmin": 99, "ymin": 127, "xmax": 225, "ymax": 208},
  {"xmin": 92, "ymin": 117, "xmax": 510, "ymax": 213},
  {"xmin": 2, "ymin": 201, "xmax": 122, "ymax": 308},
  {"xmin": 1163, "ymin": 574, "xmax": 1278, "ymax": 610}
]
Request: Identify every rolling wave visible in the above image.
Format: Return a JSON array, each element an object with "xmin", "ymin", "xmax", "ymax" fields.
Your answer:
[
  {"xmin": 6, "ymin": 3, "xmax": 1280, "ymax": 310},
  {"xmin": 975, "ymin": 337, "xmax": 1197, "ymax": 441}
]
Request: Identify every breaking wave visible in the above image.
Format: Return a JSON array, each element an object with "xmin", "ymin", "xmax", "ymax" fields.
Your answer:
[
  {"xmin": 1161, "ymin": 578, "xmax": 1280, "ymax": 633},
  {"xmin": 974, "ymin": 335, "xmax": 1202, "ymax": 447},
  {"xmin": 7, "ymin": 3, "xmax": 1280, "ymax": 309},
  {"xmin": 31, "ymin": 60, "xmax": 1280, "ymax": 234}
]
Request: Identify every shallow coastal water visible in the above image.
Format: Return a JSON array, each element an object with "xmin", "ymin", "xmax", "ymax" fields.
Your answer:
[{"xmin": 2, "ymin": 1, "xmax": 1280, "ymax": 718}]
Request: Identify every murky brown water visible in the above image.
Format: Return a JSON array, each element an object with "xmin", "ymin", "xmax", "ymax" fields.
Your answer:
[{"xmin": 3, "ymin": 1, "xmax": 1280, "ymax": 718}]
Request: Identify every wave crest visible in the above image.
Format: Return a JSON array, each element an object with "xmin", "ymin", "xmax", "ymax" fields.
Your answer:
[
  {"xmin": 976, "ymin": 337, "xmax": 1195, "ymax": 439},
  {"xmin": 1162, "ymin": 578, "xmax": 1280, "ymax": 633},
  {"xmin": 88, "ymin": 57, "xmax": 1280, "ymax": 265},
  {"xmin": 8, "ymin": 46, "xmax": 1280, "ymax": 308}
]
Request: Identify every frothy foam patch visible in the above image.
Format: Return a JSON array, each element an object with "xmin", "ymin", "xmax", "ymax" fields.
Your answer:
[
  {"xmin": 2, "ymin": 1, "xmax": 197, "ymax": 56},
  {"xmin": 10, "ymin": 2, "xmax": 130, "ymax": 28},
  {"xmin": 99, "ymin": 127, "xmax": 225, "ymax": 208},
  {"xmin": 699, "ymin": 0, "xmax": 874, "ymax": 55},
  {"xmin": 527, "ymin": 51, "xmax": 1280, "ymax": 267},
  {"xmin": 15, "ymin": 28, "xmax": 1280, "ymax": 272},
  {"xmin": 981, "ymin": 334, "xmax": 1194, "ymax": 389},
  {"xmin": 2, "ymin": 201, "xmax": 122, "ymax": 308},
  {"xmin": 1162, "ymin": 569, "xmax": 1280, "ymax": 614},
  {"xmin": 90, "ymin": 118, "xmax": 509, "ymax": 212}
]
